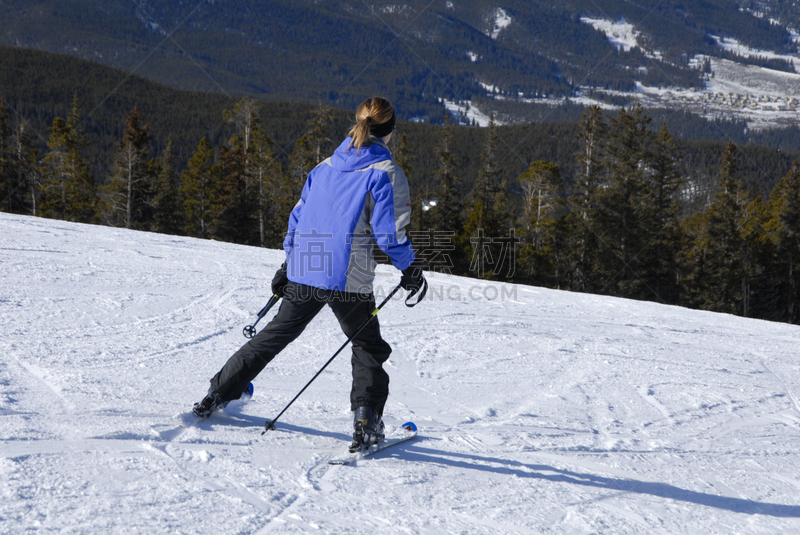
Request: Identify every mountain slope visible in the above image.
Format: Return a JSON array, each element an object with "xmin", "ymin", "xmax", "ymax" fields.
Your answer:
[
  {"xmin": 2, "ymin": 212, "xmax": 800, "ymax": 533},
  {"xmin": 3, "ymin": 0, "xmax": 799, "ymax": 125}
]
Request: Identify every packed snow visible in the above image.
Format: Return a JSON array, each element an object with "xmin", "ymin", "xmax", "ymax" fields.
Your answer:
[
  {"xmin": 3, "ymin": 212, "xmax": 800, "ymax": 534},
  {"xmin": 441, "ymin": 98, "xmax": 497, "ymax": 126},
  {"xmin": 568, "ymin": 90, "xmax": 622, "ymax": 111},
  {"xmin": 581, "ymin": 17, "xmax": 640, "ymax": 53},
  {"xmin": 488, "ymin": 8, "xmax": 512, "ymax": 40},
  {"xmin": 478, "ymin": 81, "xmax": 499, "ymax": 94},
  {"xmin": 711, "ymin": 35, "xmax": 800, "ymax": 73},
  {"xmin": 705, "ymin": 57, "xmax": 800, "ymax": 98}
]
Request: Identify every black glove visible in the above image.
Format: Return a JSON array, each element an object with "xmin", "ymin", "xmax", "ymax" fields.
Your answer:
[
  {"xmin": 271, "ymin": 263, "xmax": 289, "ymax": 298},
  {"xmin": 400, "ymin": 260, "xmax": 427, "ymax": 293}
]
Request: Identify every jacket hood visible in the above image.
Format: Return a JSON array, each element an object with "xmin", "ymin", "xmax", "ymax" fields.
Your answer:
[{"xmin": 330, "ymin": 137, "xmax": 392, "ymax": 172}]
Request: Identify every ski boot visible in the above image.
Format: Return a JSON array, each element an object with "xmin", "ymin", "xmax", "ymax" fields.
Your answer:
[
  {"xmin": 349, "ymin": 406, "xmax": 385, "ymax": 453},
  {"xmin": 192, "ymin": 383, "xmax": 253, "ymax": 418},
  {"xmin": 192, "ymin": 390, "xmax": 224, "ymax": 418}
]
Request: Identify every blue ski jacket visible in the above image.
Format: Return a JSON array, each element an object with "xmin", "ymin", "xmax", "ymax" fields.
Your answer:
[{"xmin": 283, "ymin": 137, "xmax": 416, "ymax": 293}]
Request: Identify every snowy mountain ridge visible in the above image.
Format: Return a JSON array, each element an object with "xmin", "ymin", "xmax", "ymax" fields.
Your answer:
[
  {"xmin": 503, "ymin": 15, "xmax": 800, "ymax": 130},
  {"xmin": 3, "ymin": 0, "xmax": 800, "ymax": 129},
  {"xmin": 3, "ymin": 212, "xmax": 800, "ymax": 533}
]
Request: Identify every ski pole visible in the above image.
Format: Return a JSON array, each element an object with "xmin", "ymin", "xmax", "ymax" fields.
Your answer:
[
  {"xmin": 243, "ymin": 294, "xmax": 280, "ymax": 339},
  {"xmin": 263, "ymin": 283, "xmax": 403, "ymax": 433}
]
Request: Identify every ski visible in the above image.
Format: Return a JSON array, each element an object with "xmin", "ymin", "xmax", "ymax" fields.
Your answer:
[
  {"xmin": 174, "ymin": 411, "xmax": 212, "ymax": 429},
  {"xmin": 328, "ymin": 422, "xmax": 417, "ymax": 465},
  {"xmin": 153, "ymin": 383, "xmax": 255, "ymax": 440}
]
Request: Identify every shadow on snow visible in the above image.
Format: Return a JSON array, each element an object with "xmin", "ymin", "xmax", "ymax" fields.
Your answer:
[{"xmin": 404, "ymin": 445, "xmax": 800, "ymax": 518}]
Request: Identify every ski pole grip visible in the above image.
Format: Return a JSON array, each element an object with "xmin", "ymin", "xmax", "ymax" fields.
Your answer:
[{"xmin": 404, "ymin": 278, "xmax": 428, "ymax": 307}]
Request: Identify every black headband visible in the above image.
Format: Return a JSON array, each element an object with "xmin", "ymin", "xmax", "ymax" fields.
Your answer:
[{"xmin": 369, "ymin": 111, "xmax": 396, "ymax": 138}]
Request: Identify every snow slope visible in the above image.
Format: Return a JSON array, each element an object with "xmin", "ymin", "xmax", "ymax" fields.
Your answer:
[
  {"xmin": 2, "ymin": 212, "xmax": 800, "ymax": 534},
  {"xmin": 489, "ymin": 8, "xmax": 512, "ymax": 40},
  {"xmin": 580, "ymin": 17, "xmax": 640, "ymax": 52},
  {"xmin": 711, "ymin": 35, "xmax": 800, "ymax": 74},
  {"xmin": 706, "ymin": 57, "xmax": 800, "ymax": 99},
  {"xmin": 441, "ymin": 98, "xmax": 496, "ymax": 127}
]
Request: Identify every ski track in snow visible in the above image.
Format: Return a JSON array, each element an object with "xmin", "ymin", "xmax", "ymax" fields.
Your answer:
[{"xmin": 2, "ymin": 212, "xmax": 800, "ymax": 533}]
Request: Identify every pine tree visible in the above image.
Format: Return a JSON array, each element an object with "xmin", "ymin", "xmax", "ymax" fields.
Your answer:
[
  {"xmin": 429, "ymin": 115, "xmax": 461, "ymax": 230},
  {"xmin": 288, "ymin": 105, "xmax": 335, "ymax": 200},
  {"xmin": 411, "ymin": 115, "xmax": 464, "ymax": 274},
  {"xmin": 463, "ymin": 115, "xmax": 511, "ymax": 278},
  {"xmin": 766, "ymin": 161, "xmax": 800, "ymax": 323},
  {"xmin": 40, "ymin": 94, "xmax": 97, "ymax": 223},
  {"xmin": 288, "ymin": 133, "xmax": 316, "ymax": 201},
  {"xmin": 151, "ymin": 137, "xmax": 183, "ymax": 235},
  {"xmin": 739, "ymin": 195, "xmax": 772, "ymax": 319},
  {"xmin": 41, "ymin": 117, "xmax": 69, "ymax": 219},
  {"xmin": 568, "ymin": 105, "xmax": 607, "ymax": 292},
  {"xmin": 394, "ymin": 133, "xmax": 413, "ymax": 180},
  {"xmin": 249, "ymin": 124, "xmax": 286, "ymax": 247},
  {"xmin": 0, "ymin": 98, "xmax": 16, "ymax": 213},
  {"xmin": 639, "ymin": 122, "xmax": 684, "ymax": 304},
  {"xmin": 308, "ymin": 103, "xmax": 334, "ymax": 165},
  {"xmin": 223, "ymin": 98, "xmax": 286, "ymax": 245},
  {"xmin": 181, "ymin": 137, "xmax": 219, "ymax": 239},
  {"xmin": 593, "ymin": 104, "xmax": 652, "ymax": 299},
  {"xmin": 223, "ymin": 101, "xmax": 289, "ymax": 247},
  {"xmin": 0, "ymin": 101, "xmax": 40, "ymax": 216},
  {"xmin": 214, "ymin": 135, "xmax": 253, "ymax": 244},
  {"xmin": 464, "ymin": 114, "xmax": 503, "ymax": 234},
  {"xmin": 103, "ymin": 107, "xmax": 153, "ymax": 229},
  {"xmin": 685, "ymin": 142, "xmax": 749, "ymax": 314},
  {"xmin": 393, "ymin": 132, "xmax": 423, "ymax": 236}
]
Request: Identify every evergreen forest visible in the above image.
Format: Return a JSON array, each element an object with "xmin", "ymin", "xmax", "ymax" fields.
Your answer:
[{"xmin": 2, "ymin": 48, "xmax": 800, "ymax": 325}]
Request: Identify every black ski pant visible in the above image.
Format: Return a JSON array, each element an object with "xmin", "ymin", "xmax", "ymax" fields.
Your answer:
[{"xmin": 209, "ymin": 282, "xmax": 392, "ymax": 415}]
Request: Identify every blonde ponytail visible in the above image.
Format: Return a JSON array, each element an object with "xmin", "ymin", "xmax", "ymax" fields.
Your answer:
[{"xmin": 348, "ymin": 97, "xmax": 395, "ymax": 152}]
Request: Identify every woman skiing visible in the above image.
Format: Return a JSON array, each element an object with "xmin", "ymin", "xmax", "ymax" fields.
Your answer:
[{"xmin": 191, "ymin": 97, "xmax": 426, "ymax": 451}]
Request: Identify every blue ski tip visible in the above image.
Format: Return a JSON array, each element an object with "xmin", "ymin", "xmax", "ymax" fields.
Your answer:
[{"xmin": 401, "ymin": 421, "xmax": 417, "ymax": 432}]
